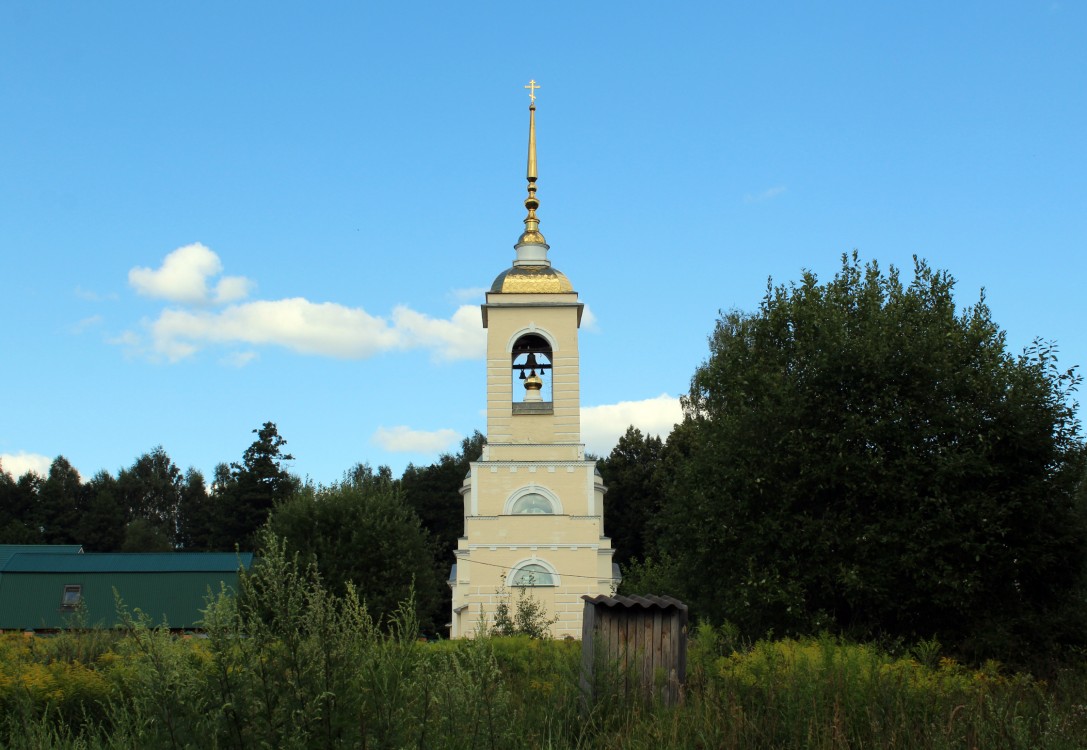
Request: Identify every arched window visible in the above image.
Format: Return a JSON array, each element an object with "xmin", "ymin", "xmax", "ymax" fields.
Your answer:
[
  {"xmin": 511, "ymin": 493, "xmax": 553, "ymax": 514},
  {"xmin": 510, "ymin": 563, "xmax": 556, "ymax": 587},
  {"xmin": 504, "ymin": 486, "xmax": 563, "ymax": 515}
]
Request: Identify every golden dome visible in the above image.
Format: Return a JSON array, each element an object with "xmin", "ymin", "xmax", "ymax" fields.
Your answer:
[{"xmin": 490, "ymin": 266, "xmax": 574, "ymax": 294}]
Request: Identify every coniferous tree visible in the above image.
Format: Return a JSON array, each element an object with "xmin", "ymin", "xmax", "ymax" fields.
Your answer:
[
  {"xmin": 218, "ymin": 423, "xmax": 300, "ymax": 550},
  {"xmin": 37, "ymin": 457, "xmax": 83, "ymax": 544},
  {"xmin": 0, "ymin": 464, "xmax": 40, "ymax": 543},
  {"xmin": 176, "ymin": 468, "xmax": 213, "ymax": 550},
  {"xmin": 206, "ymin": 462, "xmax": 236, "ymax": 550}
]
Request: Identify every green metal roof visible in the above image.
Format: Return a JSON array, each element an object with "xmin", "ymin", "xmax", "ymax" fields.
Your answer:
[
  {"xmin": 2, "ymin": 552, "xmax": 254, "ymax": 574},
  {"xmin": 0, "ymin": 544, "xmax": 82, "ymax": 570}
]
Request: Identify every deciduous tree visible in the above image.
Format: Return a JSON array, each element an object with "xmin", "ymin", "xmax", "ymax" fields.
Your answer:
[
  {"xmin": 266, "ymin": 474, "xmax": 442, "ymax": 632},
  {"xmin": 401, "ymin": 431, "xmax": 485, "ymax": 559},
  {"xmin": 118, "ymin": 447, "xmax": 183, "ymax": 546},
  {"xmin": 598, "ymin": 426, "xmax": 664, "ymax": 567},
  {"xmin": 77, "ymin": 471, "xmax": 126, "ymax": 551},
  {"xmin": 651, "ymin": 254, "xmax": 1086, "ymax": 661},
  {"xmin": 400, "ymin": 431, "xmax": 485, "ymax": 630}
]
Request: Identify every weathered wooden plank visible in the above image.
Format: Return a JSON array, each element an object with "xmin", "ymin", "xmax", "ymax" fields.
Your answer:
[
  {"xmin": 656, "ymin": 608, "xmax": 665, "ymax": 700},
  {"xmin": 579, "ymin": 600, "xmax": 595, "ymax": 705},
  {"xmin": 620, "ymin": 611, "xmax": 631, "ymax": 697},
  {"xmin": 607, "ymin": 610, "xmax": 620, "ymax": 695},
  {"xmin": 678, "ymin": 600, "xmax": 686, "ymax": 700},
  {"xmin": 642, "ymin": 610, "xmax": 654, "ymax": 701}
]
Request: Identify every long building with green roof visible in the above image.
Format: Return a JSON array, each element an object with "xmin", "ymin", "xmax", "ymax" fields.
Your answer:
[{"xmin": 0, "ymin": 550, "xmax": 253, "ymax": 630}]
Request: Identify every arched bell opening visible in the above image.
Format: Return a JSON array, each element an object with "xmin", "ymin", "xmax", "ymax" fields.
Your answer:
[{"xmin": 511, "ymin": 333, "xmax": 553, "ymax": 413}]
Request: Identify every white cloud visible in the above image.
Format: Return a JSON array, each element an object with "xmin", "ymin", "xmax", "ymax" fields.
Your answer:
[
  {"xmin": 146, "ymin": 298, "xmax": 399, "ymax": 361},
  {"xmin": 128, "ymin": 299, "xmax": 485, "ymax": 363},
  {"xmin": 449, "ymin": 287, "xmax": 488, "ymax": 303},
  {"xmin": 221, "ymin": 351, "xmax": 259, "ymax": 368},
  {"xmin": 108, "ymin": 330, "xmax": 141, "ymax": 348},
  {"xmin": 391, "ymin": 304, "xmax": 486, "ymax": 361},
  {"xmin": 75, "ymin": 287, "xmax": 118, "ymax": 302},
  {"xmin": 213, "ymin": 275, "xmax": 254, "ymax": 305},
  {"xmin": 744, "ymin": 185, "xmax": 787, "ymax": 204},
  {"xmin": 580, "ymin": 304, "xmax": 599, "ymax": 332},
  {"xmin": 0, "ymin": 452, "xmax": 53, "ymax": 479},
  {"xmin": 581, "ymin": 394, "xmax": 682, "ymax": 456},
  {"xmin": 72, "ymin": 315, "xmax": 104, "ymax": 334},
  {"xmin": 120, "ymin": 244, "xmax": 486, "ymax": 363},
  {"xmin": 129, "ymin": 243, "xmax": 254, "ymax": 305},
  {"xmin": 371, "ymin": 426, "xmax": 461, "ymax": 453}
]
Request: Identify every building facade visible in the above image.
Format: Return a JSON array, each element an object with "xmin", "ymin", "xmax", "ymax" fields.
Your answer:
[
  {"xmin": 0, "ymin": 547, "xmax": 253, "ymax": 631},
  {"xmin": 448, "ymin": 87, "xmax": 617, "ymax": 638}
]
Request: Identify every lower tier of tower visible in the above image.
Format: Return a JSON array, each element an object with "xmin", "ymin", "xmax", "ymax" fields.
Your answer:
[
  {"xmin": 451, "ymin": 455, "xmax": 616, "ymax": 638},
  {"xmin": 448, "ymin": 546, "xmax": 617, "ymax": 639}
]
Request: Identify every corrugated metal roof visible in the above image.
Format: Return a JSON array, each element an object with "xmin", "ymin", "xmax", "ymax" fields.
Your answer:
[
  {"xmin": 0, "ymin": 545, "xmax": 82, "ymax": 570},
  {"xmin": 581, "ymin": 594, "xmax": 688, "ymax": 611},
  {"xmin": 1, "ymin": 552, "xmax": 253, "ymax": 574}
]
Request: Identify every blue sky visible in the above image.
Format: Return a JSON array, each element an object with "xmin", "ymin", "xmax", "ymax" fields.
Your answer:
[{"xmin": 2, "ymin": 2, "xmax": 1084, "ymax": 485}]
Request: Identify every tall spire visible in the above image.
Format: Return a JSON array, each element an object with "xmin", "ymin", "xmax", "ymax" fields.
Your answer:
[{"xmin": 518, "ymin": 79, "xmax": 546, "ymax": 247}]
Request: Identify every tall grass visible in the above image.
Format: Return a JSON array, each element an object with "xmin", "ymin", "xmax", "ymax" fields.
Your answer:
[{"xmin": 1, "ymin": 541, "xmax": 1085, "ymax": 749}]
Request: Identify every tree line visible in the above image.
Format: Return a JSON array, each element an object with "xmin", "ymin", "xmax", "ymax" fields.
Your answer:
[
  {"xmin": 3, "ymin": 253, "xmax": 1085, "ymax": 662},
  {"xmin": 1, "ymin": 423, "xmax": 294, "ymax": 553},
  {"xmin": 0, "ymin": 422, "xmax": 484, "ymax": 634}
]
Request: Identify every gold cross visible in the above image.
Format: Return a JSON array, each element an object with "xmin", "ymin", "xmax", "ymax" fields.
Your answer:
[{"xmin": 524, "ymin": 79, "xmax": 540, "ymax": 103}]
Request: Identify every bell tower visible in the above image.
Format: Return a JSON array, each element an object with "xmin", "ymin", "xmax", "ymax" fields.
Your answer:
[{"xmin": 449, "ymin": 83, "xmax": 617, "ymax": 638}]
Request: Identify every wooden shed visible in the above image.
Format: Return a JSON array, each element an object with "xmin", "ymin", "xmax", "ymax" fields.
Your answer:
[
  {"xmin": 0, "ymin": 551, "xmax": 253, "ymax": 631},
  {"xmin": 580, "ymin": 594, "xmax": 688, "ymax": 707}
]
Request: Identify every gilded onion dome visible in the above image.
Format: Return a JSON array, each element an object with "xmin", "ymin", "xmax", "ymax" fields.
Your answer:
[
  {"xmin": 490, "ymin": 265, "xmax": 573, "ymax": 293},
  {"xmin": 491, "ymin": 80, "xmax": 574, "ymax": 295}
]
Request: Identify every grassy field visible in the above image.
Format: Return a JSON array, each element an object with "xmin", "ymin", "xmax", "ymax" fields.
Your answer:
[
  {"xmin": 2, "ymin": 545, "xmax": 1085, "ymax": 749},
  {"xmin": 4, "ymin": 622, "xmax": 1086, "ymax": 748}
]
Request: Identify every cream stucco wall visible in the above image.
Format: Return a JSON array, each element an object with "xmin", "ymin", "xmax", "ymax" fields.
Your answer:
[
  {"xmin": 449, "ymin": 286, "xmax": 615, "ymax": 639},
  {"xmin": 483, "ymin": 293, "xmax": 583, "ymax": 446}
]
